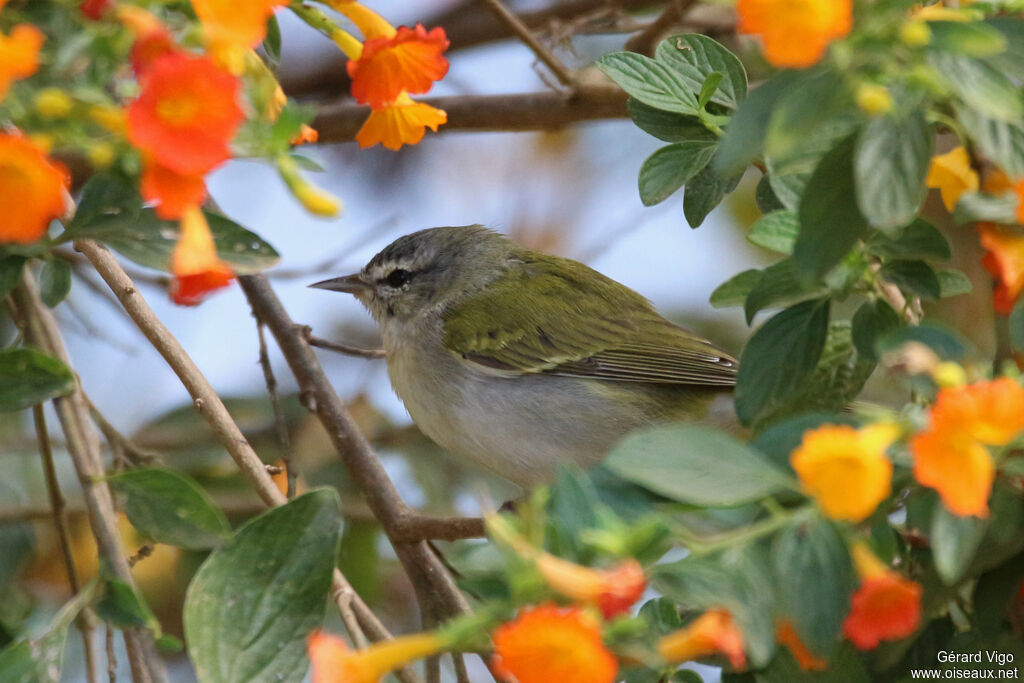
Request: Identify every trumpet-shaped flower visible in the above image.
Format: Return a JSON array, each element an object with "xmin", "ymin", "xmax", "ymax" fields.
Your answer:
[
  {"xmin": 930, "ymin": 378, "xmax": 1024, "ymax": 446},
  {"xmin": 925, "ymin": 147, "xmax": 979, "ymax": 212},
  {"xmin": 491, "ymin": 604, "xmax": 618, "ymax": 683},
  {"xmin": 0, "ymin": 24, "xmax": 44, "ymax": 101},
  {"xmin": 0, "ymin": 134, "xmax": 69, "ymax": 244},
  {"xmin": 169, "ymin": 206, "xmax": 234, "ymax": 306},
  {"xmin": 533, "ymin": 554, "xmax": 647, "ymax": 618},
  {"xmin": 791, "ymin": 423, "xmax": 897, "ymax": 522},
  {"xmin": 737, "ymin": 0, "xmax": 852, "ymax": 68},
  {"xmin": 776, "ymin": 620, "xmax": 827, "ymax": 671},
  {"xmin": 192, "ymin": 0, "xmax": 287, "ymax": 72},
  {"xmin": 127, "ymin": 52, "xmax": 243, "ymax": 176},
  {"xmin": 347, "ymin": 24, "xmax": 449, "ymax": 108},
  {"xmin": 141, "ymin": 161, "xmax": 207, "ymax": 220},
  {"xmin": 658, "ymin": 609, "xmax": 746, "ymax": 669},
  {"xmin": 308, "ymin": 629, "xmax": 447, "ymax": 683},
  {"xmin": 116, "ymin": 6, "xmax": 176, "ymax": 76},
  {"xmin": 842, "ymin": 544, "xmax": 922, "ymax": 650},
  {"xmin": 355, "ymin": 93, "xmax": 447, "ymax": 151},
  {"xmin": 980, "ymin": 223, "xmax": 1024, "ymax": 314}
]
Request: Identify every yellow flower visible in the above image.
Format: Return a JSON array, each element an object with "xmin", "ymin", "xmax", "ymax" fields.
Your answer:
[
  {"xmin": 925, "ymin": 147, "xmax": 979, "ymax": 212},
  {"xmin": 355, "ymin": 92, "xmax": 446, "ymax": 151},
  {"xmin": 791, "ymin": 423, "xmax": 897, "ymax": 522},
  {"xmin": 308, "ymin": 630, "xmax": 448, "ymax": 683}
]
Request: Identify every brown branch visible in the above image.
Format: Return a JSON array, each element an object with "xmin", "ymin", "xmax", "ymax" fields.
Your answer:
[
  {"xmin": 478, "ymin": 0, "xmax": 576, "ymax": 88},
  {"xmin": 305, "ymin": 329, "xmax": 386, "ymax": 360},
  {"xmin": 12, "ymin": 273, "xmax": 166, "ymax": 683},
  {"xmin": 255, "ymin": 320, "xmax": 297, "ymax": 498},
  {"xmin": 624, "ymin": 0, "xmax": 698, "ymax": 55},
  {"xmin": 72, "ymin": 240, "xmax": 417, "ymax": 680},
  {"xmin": 237, "ymin": 274, "xmax": 477, "ymax": 629},
  {"xmin": 33, "ymin": 405, "xmax": 99, "ymax": 683},
  {"xmin": 312, "ymin": 87, "xmax": 628, "ymax": 143}
]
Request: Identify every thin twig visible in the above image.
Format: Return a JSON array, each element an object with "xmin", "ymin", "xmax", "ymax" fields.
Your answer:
[
  {"xmin": 305, "ymin": 329, "xmax": 386, "ymax": 360},
  {"xmin": 256, "ymin": 320, "xmax": 296, "ymax": 498},
  {"xmin": 13, "ymin": 273, "xmax": 166, "ymax": 683},
  {"xmin": 106, "ymin": 626, "xmax": 117, "ymax": 683},
  {"xmin": 33, "ymin": 405, "xmax": 99, "ymax": 683},
  {"xmin": 624, "ymin": 0, "xmax": 698, "ymax": 55},
  {"xmin": 478, "ymin": 0, "xmax": 577, "ymax": 88},
  {"xmin": 86, "ymin": 394, "xmax": 160, "ymax": 467},
  {"xmin": 453, "ymin": 653, "xmax": 471, "ymax": 683},
  {"xmin": 72, "ymin": 240, "xmax": 414, "ymax": 678}
]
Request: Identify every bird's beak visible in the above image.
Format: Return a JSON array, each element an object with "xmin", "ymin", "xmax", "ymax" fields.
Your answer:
[{"xmin": 308, "ymin": 273, "xmax": 370, "ymax": 294}]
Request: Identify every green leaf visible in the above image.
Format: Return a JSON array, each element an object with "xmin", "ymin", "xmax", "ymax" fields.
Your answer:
[
  {"xmin": 638, "ymin": 141, "xmax": 717, "ymax": 206},
  {"xmin": 854, "ymin": 109, "xmax": 933, "ymax": 231},
  {"xmin": 931, "ymin": 505, "xmax": 987, "ymax": 585},
  {"xmin": 876, "ymin": 323, "xmax": 970, "ymax": 360},
  {"xmin": 929, "ymin": 21, "xmax": 1007, "ymax": 57},
  {"xmin": 67, "ymin": 209, "xmax": 280, "ymax": 275},
  {"xmin": 262, "ymin": 14, "xmax": 282, "ymax": 65},
  {"xmin": 70, "ymin": 172, "xmax": 141, "ymax": 228},
  {"xmin": 782, "ymin": 321, "xmax": 875, "ymax": 421},
  {"xmin": 794, "ymin": 137, "xmax": 868, "ymax": 282},
  {"xmin": 952, "ymin": 191, "xmax": 1020, "ymax": 224},
  {"xmin": 0, "ymin": 348, "xmax": 73, "ymax": 412},
  {"xmin": 109, "ymin": 469, "xmax": 230, "ymax": 550},
  {"xmin": 744, "ymin": 259, "xmax": 827, "ymax": 324},
  {"xmin": 752, "ymin": 413, "xmax": 858, "ymax": 473},
  {"xmin": 96, "ymin": 578, "xmax": 160, "ymax": 631},
  {"xmin": 852, "ymin": 299, "xmax": 901, "ymax": 361},
  {"xmin": 767, "ymin": 172, "xmax": 807, "ymax": 211},
  {"xmin": 735, "ymin": 298, "xmax": 831, "ymax": 427},
  {"xmin": 765, "ymin": 67, "xmax": 852, "ymax": 166},
  {"xmin": 698, "ymin": 71, "xmax": 724, "ymax": 109},
  {"xmin": 772, "ymin": 517, "xmax": 855, "ymax": 657},
  {"xmin": 755, "ymin": 176, "xmax": 785, "ymax": 213},
  {"xmin": 710, "ymin": 269, "xmax": 761, "ymax": 308},
  {"xmin": 715, "ymin": 70, "xmax": 802, "ymax": 177},
  {"xmin": 1009, "ymin": 297, "xmax": 1024, "ymax": 353},
  {"xmin": 184, "ymin": 489, "xmax": 341, "ymax": 683},
  {"xmin": 929, "ymin": 52, "xmax": 1022, "ymax": 121},
  {"xmin": 987, "ymin": 17, "xmax": 1024, "ymax": 81},
  {"xmin": 655, "ymin": 34, "xmax": 747, "ymax": 109},
  {"xmin": 879, "ymin": 260, "xmax": 942, "ymax": 300},
  {"xmin": 626, "ymin": 99, "xmax": 715, "ymax": 143},
  {"xmin": 748, "ymin": 210, "xmax": 798, "ymax": 254},
  {"xmin": 39, "ymin": 259, "xmax": 71, "ymax": 308},
  {"xmin": 683, "ymin": 158, "xmax": 742, "ymax": 228},
  {"xmin": 955, "ymin": 105, "xmax": 1024, "ymax": 178},
  {"xmin": 0, "ymin": 255, "xmax": 25, "ymax": 299},
  {"xmin": 936, "ymin": 268, "xmax": 973, "ymax": 298},
  {"xmin": 597, "ymin": 52, "xmax": 699, "ymax": 115},
  {"xmin": 604, "ymin": 424, "xmax": 791, "ymax": 507},
  {"xmin": 867, "ymin": 219, "xmax": 950, "ymax": 261}
]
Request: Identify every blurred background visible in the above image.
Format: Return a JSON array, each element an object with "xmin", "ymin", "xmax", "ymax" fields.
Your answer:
[{"xmin": 0, "ymin": 0, "xmax": 1000, "ymax": 680}]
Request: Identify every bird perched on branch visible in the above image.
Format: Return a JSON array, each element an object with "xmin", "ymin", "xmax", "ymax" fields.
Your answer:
[{"xmin": 311, "ymin": 225, "xmax": 737, "ymax": 486}]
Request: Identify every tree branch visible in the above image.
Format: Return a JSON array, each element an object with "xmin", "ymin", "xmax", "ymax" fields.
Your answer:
[
  {"xmin": 312, "ymin": 87, "xmax": 628, "ymax": 143},
  {"xmin": 478, "ymin": 0, "xmax": 576, "ymax": 88},
  {"xmin": 623, "ymin": 0, "xmax": 698, "ymax": 55}
]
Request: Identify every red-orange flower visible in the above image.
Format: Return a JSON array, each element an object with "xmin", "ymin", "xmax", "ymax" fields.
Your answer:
[
  {"xmin": 117, "ymin": 6, "xmax": 177, "ymax": 76},
  {"xmin": 0, "ymin": 24, "xmax": 44, "ymax": 101},
  {"xmin": 127, "ymin": 52, "xmax": 243, "ymax": 176},
  {"xmin": 491, "ymin": 604, "xmax": 618, "ymax": 683},
  {"xmin": 355, "ymin": 93, "xmax": 447, "ymax": 151},
  {"xmin": 534, "ymin": 554, "xmax": 647, "ymax": 619},
  {"xmin": 308, "ymin": 629, "xmax": 447, "ymax": 683},
  {"xmin": 192, "ymin": 0, "xmax": 287, "ymax": 71},
  {"xmin": 141, "ymin": 161, "xmax": 207, "ymax": 220},
  {"xmin": 170, "ymin": 205, "xmax": 235, "ymax": 306},
  {"xmin": 81, "ymin": 0, "xmax": 113, "ymax": 20},
  {"xmin": 842, "ymin": 543, "xmax": 922, "ymax": 650},
  {"xmin": 930, "ymin": 378, "xmax": 1024, "ymax": 446},
  {"xmin": 0, "ymin": 134, "xmax": 69, "ymax": 245},
  {"xmin": 777, "ymin": 620, "xmax": 827, "ymax": 671},
  {"xmin": 737, "ymin": 0, "xmax": 853, "ymax": 68},
  {"xmin": 347, "ymin": 25, "xmax": 449, "ymax": 108},
  {"xmin": 658, "ymin": 609, "xmax": 746, "ymax": 669},
  {"xmin": 980, "ymin": 223, "xmax": 1024, "ymax": 314}
]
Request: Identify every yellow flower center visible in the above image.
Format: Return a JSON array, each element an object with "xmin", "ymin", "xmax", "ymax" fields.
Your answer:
[{"xmin": 157, "ymin": 95, "xmax": 200, "ymax": 126}]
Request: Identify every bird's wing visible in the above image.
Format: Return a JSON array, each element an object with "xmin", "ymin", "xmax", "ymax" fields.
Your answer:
[{"xmin": 441, "ymin": 253, "xmax": 737, "ymax": 386}]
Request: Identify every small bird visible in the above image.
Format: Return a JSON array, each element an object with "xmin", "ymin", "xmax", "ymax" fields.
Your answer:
[{"xmin": 311, "ymin": 225, "xmax": 738, "ymax": 486}]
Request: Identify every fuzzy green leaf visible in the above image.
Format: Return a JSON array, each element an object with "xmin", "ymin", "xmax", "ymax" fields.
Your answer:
[
  {"xmin": 0, "ymin": 348, "xmax": 74, "ymax": 413},
  {"xmin": 655, "ymin": 34, "xmax": 747, "ymax": 109},
  {"xmin": 626, "ymin": 99, "xmax": 715, "ymax": 143},
  {"xmin": 682, "ymin": 158, "xmax": 742, "ymax": 228},
  {"xmin": 638, "ymin": 141, "xmax": 717, "ymax": 206},
  {"xmin": 748, "ymin": 210, "xmax": 798, "ymax": 254},
  {"xmin": 597, "ymin": 52, "xmax": 699, "ymax": 114}
]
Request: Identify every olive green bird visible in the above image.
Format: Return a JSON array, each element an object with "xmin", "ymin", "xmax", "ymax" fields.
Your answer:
[{"xmin": 311, "ymin": 225, "xmax": 738, "ymax": 486}]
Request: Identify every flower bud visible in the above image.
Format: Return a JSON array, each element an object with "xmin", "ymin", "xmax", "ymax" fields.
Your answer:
[
  {"xmin": 34, "ymin": 88, "xmax": 73, "ymax": 119},
  {"xmin": 856, "ymin": 84, "xmax": 892, "ymax": 116},
  {"xmin": 899, "ymin": 20, "xmax": 931, "ymax": 47},
  {"xmin": 89, "ymin": 104, "xmax": 126, "ymax": 134}
]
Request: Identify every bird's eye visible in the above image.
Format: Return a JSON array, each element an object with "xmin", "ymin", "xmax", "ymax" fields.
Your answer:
[{"xmin": 384, "ymin": 268, "xmax": 412, "ymax": 288}]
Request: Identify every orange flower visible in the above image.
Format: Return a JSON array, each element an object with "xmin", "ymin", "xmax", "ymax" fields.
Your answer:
[
  {"xmin": 169, "ymin": 206, "xmax": 235, "ymax": 306},
  {"xmin": 658, "ymin": 609, "xmax": 746, "ymax": 669},
  {"xmin": 347, "ymin": 25, "xmax": 449, "ymax": 108},
  {"xmin": 192, "ymin": 0, "xmax": 287, "ymax": 71},
  {"xmin": 491, "ymin": 604, "xmax": 618, "ymax": 683},
  {"xmin": 980, "ymin": 223, "xmax": 1024, "ymax": 314},
  {"xmin": 291, "ymin": 124, "xmax": 319, "ymax": 146},
  {"xmin": 308, "ymin": 630, "xmax": 447, "ymax": 683},
  {"xmin": 842, "ymin": 543, "xmax": 922, "ymax": 650},
  {"xmin": 0, "ymin": 134, "xmax": 69, "ymax": 244},
  {"xmin": 534, "ymin": 554, "xmax": 647, "ymax": 618},
  {"xmin": 930, "ymin": 378, "xmax": 1024, "ymax": 446},
  {"xmin": 116, "ymin": 6, "xmax": 177, "ymax": 76},
  {"xmin": 141, "ymin": 161, "xmax": 207, "ymax": 220},
  {"xmin": 925, "ymin": 147, "xmax": 979, "ymax": 212},
  {"xmin": 737, "ymin": 0, "xmax": 852, "ymax": 68},
  {"xmin": 791, "ymin": 423, "xmax": 897, "ymax": 522},
  {"xmin": 912, "ymin": 426, "xmax": 994, "ymax": 517},
  {"xmin": 777, "ymin": 620, "xmax": 827, "ymax": 671},
  {"xmin": 127, "ymin": 52, "xmax": 243, "ymax": 176},
  {"xmin": 0, "ymin": 24, "xmax": 44, "ymax": 101},
  {"xmin": 355, "ymin": 93, "xmax": 447, "ymax": 151}
]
